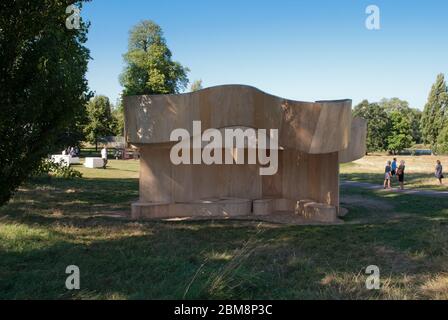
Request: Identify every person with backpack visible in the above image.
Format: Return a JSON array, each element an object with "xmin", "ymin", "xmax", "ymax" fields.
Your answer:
[
  {"xmin": 391, "ymin": 157, "xmax": 398, "ymax": 179},
  {"xmin": 396, "ymin": 160, "xmax": 406, "ymax": 190}
]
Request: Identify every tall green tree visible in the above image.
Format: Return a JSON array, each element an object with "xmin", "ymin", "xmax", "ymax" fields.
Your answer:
[
  {"xmin": 409, "ymin": 108, "xmax": 423, "ymax": 145},
  {"xmin": 380, "ymin": 97, "xmax": 422, "ymax": 144},
  {"xmin": 120, "ymin": 20, "xmax": 189, "ymax": 96},
  {"xmin": 84, "ymin": 96, "xmax": 115, "ymax": 150},
  {"xmin": 379, "ymin": 97, "xmax": 409, "ymax": 112},
  {"xmin": 190, "ymin": 79, "xmax": 203, "ymax": 92},
  {"xmin": 387, "ymin": 110, "xmax": 413, "ymax": 154},
  {"xmin": 0, "ymin": 1, "xmax": 91, "ymax": 205},
  {"xmin": 56, "ymin": 102, "xmax": 88, "ymax": 148},
  {"xmin": 436, "ymin": 125, "xmax": 448, "ymax": 154},
  {"xmin": 421, "ymin": 74, "xmax": 448, "ymax": 146},
  {"xmin": 353, "ymin": 100, "xmax": 391, "ymax": 153},
  {"xmin": 111, "ymin": 99, "xmax": 125, "ymax": 136}
]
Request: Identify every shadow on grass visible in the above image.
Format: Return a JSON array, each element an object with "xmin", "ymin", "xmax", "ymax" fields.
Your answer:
[
  {"xmin": 1, "ymin": 177, "xmax": 138, "ymax": 218},
  {"xmin": 1, "ymin": 200, "xmax": 448, "ymax": 299},
  {"xmin": 340, "ymin": 187, "xmax": 448, "ymax": 223},
  {"xmin": 341, "ymin": 172, "xmax": 433, "ymax": 184},
  {"xmin": 2, "ymin": 177, "xmax": 448, "ymax": 299}
]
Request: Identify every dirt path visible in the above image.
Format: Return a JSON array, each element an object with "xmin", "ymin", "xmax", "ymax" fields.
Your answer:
[{"xmin": 341, "ymin": 180, "xmax": 448, "ymax": 197}]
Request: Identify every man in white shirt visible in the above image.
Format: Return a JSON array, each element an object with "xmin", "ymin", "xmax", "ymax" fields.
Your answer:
[{"xmin": 101, "ymin": 146, "xmax": 108, "ymax": 169}]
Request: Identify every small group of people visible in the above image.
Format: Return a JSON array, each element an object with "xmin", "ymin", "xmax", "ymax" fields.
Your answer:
[
  {"xmin": 62, "ymin": 146, "xmax": 79, "ymax": 157},
  {"xmin": 384, "ymin": 158, "xmax": 406, "ymax": 190},
  {"xmin": 384, "ymin": 158, "xmax": 444, "ymax": 190}
]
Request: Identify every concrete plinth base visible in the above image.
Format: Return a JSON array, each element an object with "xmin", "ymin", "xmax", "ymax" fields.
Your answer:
[
  {"xmin": 131, "ymin": 198, "xmax": 252, "ymax": 220},
  {"xmin": 131, "ymin": 202, "xmax": 170, "ymax": 219},
  {"xmin": 296, "ymin": 199, "xmax": 315, "ymax": 215},
  {"xmin": 302, "ymin": 202, "xmax": 338, "ymax": 223},
  {"xmin": 253, "ymin": 199, "xmax": 274, "ymax": 216},
  {"xmin": 273, "ymin": 198, "xmax": 296, "ymax": 212},
  {"xmin": 338, "ymin": 207, "xmax": 349, "ymax": 217},
  {"xmin": 131, "ymin": 198, "xmax": 340, "ymax": 223}
]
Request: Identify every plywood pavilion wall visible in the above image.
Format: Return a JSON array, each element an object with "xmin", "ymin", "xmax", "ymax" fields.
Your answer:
[{"xmin": 124, "ymin": 85, "xmax": 366, "ymax": 221}]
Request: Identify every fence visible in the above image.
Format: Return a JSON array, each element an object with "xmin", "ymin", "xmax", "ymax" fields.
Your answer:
[{"xmin": 398, "ymin": 149, "xmax": 432, "ymax": 156}]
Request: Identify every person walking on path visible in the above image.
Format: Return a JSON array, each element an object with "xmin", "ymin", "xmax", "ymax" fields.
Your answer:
[
  {"xmin": 435, "ymin": 160, "xmax": 444, "ymax": 185},
  {"xmin": 384, "ymin": 161, "xmax": 392, "ymax": 189},
  {"xmin": 101, "ymin": 146, "xmax": 108, "ymax": 169},
  {"xmin": 397, "ymin": 160, "xmax": 406, "ymax": 190},
  {"xmin": 391, "ymin": 158, "xmax": 398, "ymax": 179}
]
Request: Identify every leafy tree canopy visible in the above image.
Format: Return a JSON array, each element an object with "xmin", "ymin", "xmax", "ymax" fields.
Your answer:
[
  {"xmin": 84, "ymin": 95, "xmax": 116, "ymax": 150},
  {"xmin": 111, "ymin": 99, "xmax": 125, "ymax": 136},
  {"xmin": 353, "ymin": 100, "xmax": 391, "ymax": 153},
  {"xmin": 380, "ymin": 98, "xmax": 422, "ymax": 144},
  {"xmin": 0, "ymin": 0, "xmax": 91, "ymax": 205},
  {"xmin": 421, "ymin": 73, "xmax": 448, "ymax": 146},
  {"xmin": 190, "ymin": 79, "xmax": 203, "ymax": 92},
  {"xmin": 379, "ymin": 97, "xmax": 410, "ymax": 112},
  {"xmin": 387, "ymin": 110, "xmax": 413, "ymax": 154},
  {"xmin": 120, "ymin": 20, "xmax": 189, "ymax": 96},
  {"xmin": 436, "ymin": 125, "xmax": 448, "ymax": 154}
]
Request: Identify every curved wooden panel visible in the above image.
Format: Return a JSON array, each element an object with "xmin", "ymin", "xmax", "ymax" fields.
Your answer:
[
  {"xmin": 124, "ymin": 85, "xmax": 353, "ymax": 154},
  {"xmin": 339, "ymin": 117, "xmax": 367, "ymax": 163}
]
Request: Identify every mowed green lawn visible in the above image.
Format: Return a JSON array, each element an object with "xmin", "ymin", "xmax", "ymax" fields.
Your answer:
[{"xmin": 1, "ymin": 159, "xmax": 448, "ymax": 299}]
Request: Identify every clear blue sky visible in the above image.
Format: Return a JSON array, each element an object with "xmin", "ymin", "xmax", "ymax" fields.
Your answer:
[{"xmin": 82, "ymin": 0, "xmax": 448, "ymax": 109}]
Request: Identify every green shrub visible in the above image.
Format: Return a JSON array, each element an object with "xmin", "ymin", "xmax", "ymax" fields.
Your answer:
[
  {"xmin": 0, "ymin": 1, "xmax": 90, "ymax": 205},
  {"xmin": 32, "ymin": 159, "xmax": 82, "ymax": 179}
]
